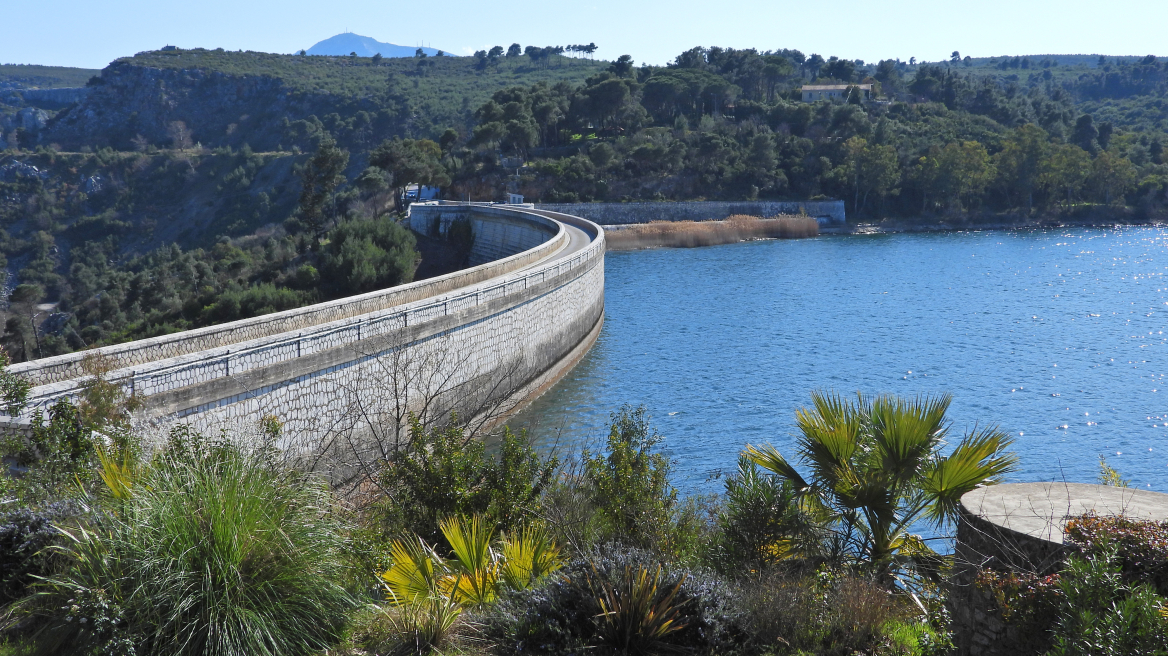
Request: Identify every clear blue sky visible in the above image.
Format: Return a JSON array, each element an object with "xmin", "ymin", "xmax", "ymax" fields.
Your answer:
[{"xmin": 5, "ymin": 0, "xmax": 1166, "ymax": 71}]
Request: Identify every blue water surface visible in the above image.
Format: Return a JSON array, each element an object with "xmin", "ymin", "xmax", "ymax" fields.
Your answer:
[{"xmin": 512, "ymin": 226, "xmax": 1168, "ymax": 495}]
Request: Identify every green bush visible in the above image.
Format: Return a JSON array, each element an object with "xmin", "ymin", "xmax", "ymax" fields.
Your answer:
[
  {"xmin": 713, "ymin": 456, "xmax": 822, "ymax": 572},
  {"xmin": 739, "ymin": 568, "xmax": 947, "ymax": 656},
  {"xmin": 322, "ymin": 214, "xmax": 418, "ymax": 295},
  {"xmin": 1047, "ymin": 544, "xmax": 1168, "ymax": 656},
  {"xmin": 1065, "ymin": 513, "xmax": 1168, "ymax": 595},
  {"xmin": 582, "ymin": 405, "xmax": 704, "ymax": 558},
  {"xmin": 374, "ymin": 418, "xmax": 557, "ymax": 548},
  {"xmin": 22, "ymin": 431, "xmax": 358, "ymax": 656},
  {"xmin": 0, "ymin": 501, "xmax": 86, "ymax": 605},
  {"xmin": 478, "ymin": 544, "xmax": 748, "ymax": 656}
]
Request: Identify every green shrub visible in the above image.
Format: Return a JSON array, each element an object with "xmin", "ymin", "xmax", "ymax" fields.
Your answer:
[
  {"xmin": 374, "ymin": 418, "xmax": 557, "ymax": 548},
  {"xmin": 739, "ymin": 568, "xmax": 942, "ymax": 656},
  {"xmin": 1047, "ymin": 544, "xmax": 1168, "ymax": 656},
  {"xmin": 22, "ymin": 432, "xmax": 358, "ymax": 656},
  {"xmin": 713, "ymin": 456, "xmax": 822, "ymax": 573},
  {"xmin": 478, "ymin": 544, "xmax": 748, "ymax": 656},
  {"xmin": 1065, "ymin": 513, "xmax": 1168, "ymax": 595},
  {"xmin": 0, "ymin": 501, "xmax": 86, "ymax": 604},
  {"xmin": 583, "ymin": 405, "xmax": 703, "ymax": 557}
]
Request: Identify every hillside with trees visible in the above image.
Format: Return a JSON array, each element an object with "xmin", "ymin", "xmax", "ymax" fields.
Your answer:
[{"xmin": 0, "ymin": 45, "xmax": 1166, "ymax": 361}]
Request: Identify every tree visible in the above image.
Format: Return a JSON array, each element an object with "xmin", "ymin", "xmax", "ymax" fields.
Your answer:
[
  {"xmin": 322, "ymin": 214, "xmax": 418, "ymax": 294},
  {"xmin": 372, "ymin": 53, "xmax": 383, "ymax": 65},
  {"xmin": 1090, "ymin": 149, "xmax": 1138, "ymax": 204},
  {"xmin": 167, "ymin": 121, "xmax": 192, "ymax": 151},
  {"xmin": 488, "ymin": 45, "xmax": 505, "ymax": 70},
  {"xmin": 915, "ymin": 140, "xmax": 995, "ymax": 212},
  {"xmin": 506, "ymin": 43, "xmax": 521, "ymax": 59},
  {"xmin": 368, "ymin": 138, "xmax": 450, "ymax": 211},
  {"xmin": 295, "ymin": 136, "xmax": 349, "ymax": 240},
  {"xmin": 608, "ymin": 54, "xmax": 635, "ymax": 78},
  {"xmin": 4, "ymin": 284, "xmax": 45, "ymax": 361},
  {"xmin": 746, "ymin": 392, "xmax": 1017, "ymax": 583},
  {"xmin": 1071, "ymin": 114, "xmax": 1099, "ymax": 153},
  {"xmin": 950, "ymin": 51, "xmax": 961, "ymax": 63},
  {"xmin": 1039, "ymin": 143, "xmax": 1092, "ymax": 205},
  {"xmin": 994, "ymin": 123, "xmax": 1048, "ymax": 211},
  {"xmin": 842, "ymin": 136, "xmax": 900, "ymax": 215},
  {"xmin": 415, "ymin": 48, "xmax": 427, "ymax": 58}
]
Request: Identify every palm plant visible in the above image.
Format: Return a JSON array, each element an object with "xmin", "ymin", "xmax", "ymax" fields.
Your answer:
[
  {"xmin": 380, "ymin": 515, "xmax": 565, "ymax": 607},
  {"xmin": 441, "ymin": 514, "xmax": 500, "ymax": 606},
  {"xmin": 499, "ymin": 524, "xmax": 562, "ymax": 590},
  {"xmin": 746, "ymin": 392, "xmax": 1017, "ymax": 583}
]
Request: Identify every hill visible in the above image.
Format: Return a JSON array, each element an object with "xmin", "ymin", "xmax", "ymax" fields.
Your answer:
[
  {"xmin": 40, "ymin": 47, "xmax": 606, "ymax": 151},
  {"xmin": 0, "ymin": 64, "xmax": 98, "ymax": 90},
  {"xmin": 1, "ymin": 44, "xmax": 1166, "ymax": 362},
  {"xmin": 305, "ymin": 33, "xmax": 448, "ymax": 58}
]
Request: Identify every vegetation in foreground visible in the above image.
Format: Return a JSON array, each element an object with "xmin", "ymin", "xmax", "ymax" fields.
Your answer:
[{"xmin": 9, "ymin": 350, "xmax": 1141, "ymax": 655}]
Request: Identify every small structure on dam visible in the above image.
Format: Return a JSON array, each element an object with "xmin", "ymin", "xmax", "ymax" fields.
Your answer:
[
  {"xmin": 1, "ymin": 203, "xmax": 605, "ymax": 459},
  {"xmin": 950, "ymin": 482, "xmax": 1168, "ymax": 655}
]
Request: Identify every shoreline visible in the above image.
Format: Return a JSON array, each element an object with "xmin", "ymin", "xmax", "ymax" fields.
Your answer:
[{"xmin": 822, "ymin": 213, "xmax": 1167, "ymax": 236}]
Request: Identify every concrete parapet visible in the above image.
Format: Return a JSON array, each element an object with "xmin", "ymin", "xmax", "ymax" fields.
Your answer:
[
  {"xmin": 12, "ymin": 210, "xmax": 567, "ymax": 388},
  {"xmin": 6, "ymin": 204, "xmax": 606, "ymax": 448},
  {"xmin": 536, "ymin": 200, "xmax": 846, "ymax": 226}
]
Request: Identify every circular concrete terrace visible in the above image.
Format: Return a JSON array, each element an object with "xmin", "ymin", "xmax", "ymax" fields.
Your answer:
[{"xmin": 961, "ymin": 481, "xmax": 1168, "ymax": 545}]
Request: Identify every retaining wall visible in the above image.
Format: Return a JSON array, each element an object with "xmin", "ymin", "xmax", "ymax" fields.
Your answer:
[
  {"xmin": 12, "ymin": 206, "xmax": 566, "ymax": 388},
  {"xmin": 949, "ymin": 483, "xmax": 1168, "ymax": 656},
  {"xmin": 536, "ymin": 200, "xmax": 846, "ymax": 226},
  {"xmin": 7, "ymin": 204, "xmax": 605, "ymax": 446}
]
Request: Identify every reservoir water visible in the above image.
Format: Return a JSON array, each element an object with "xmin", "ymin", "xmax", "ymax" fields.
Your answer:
[{"xmin": 514, "ymin": 226, "xmax": 1168, "ymax": 495}]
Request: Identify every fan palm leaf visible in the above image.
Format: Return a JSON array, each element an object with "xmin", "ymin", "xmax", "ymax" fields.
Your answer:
[
  {"xmin": 381, "ymin": 537, "xmax": 445, "ymax": 605},
  {"xmin": 439, "ymin": 514, "xmax": 499, "ymax": 606},
  {"xmin": 499, "ymin": 524, "xmax": 563, "ymax": 590},
  {"xmin": 747, "ymin": 391, "xmax": 1017, "ymax": 583}
]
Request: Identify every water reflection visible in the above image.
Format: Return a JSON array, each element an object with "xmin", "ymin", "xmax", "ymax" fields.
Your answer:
[{"xmin": 512, "ymin": 227, "xmax": 1168, "ymax": 495}]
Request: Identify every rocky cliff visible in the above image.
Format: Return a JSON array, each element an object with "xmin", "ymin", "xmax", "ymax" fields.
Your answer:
[{"xmin": 43, "ymin": 61, "xmax": 389, "ymax": 152}]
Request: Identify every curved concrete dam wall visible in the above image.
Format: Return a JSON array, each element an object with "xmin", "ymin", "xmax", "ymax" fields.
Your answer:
[{"xmin": 4, "ymin": 203, "xmax": 605, "ymax": 448}]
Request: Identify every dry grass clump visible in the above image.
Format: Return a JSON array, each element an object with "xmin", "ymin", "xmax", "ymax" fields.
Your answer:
[
  {"xmin": 605, "ymin": 214, "xmax": 818, "ymax": 250},
  {"xmin": 740, "ymin": 569, "xmax": 920, "ymax": 655}
]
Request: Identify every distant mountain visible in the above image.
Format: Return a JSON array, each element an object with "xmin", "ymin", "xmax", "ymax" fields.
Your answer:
[{"xmin": 304, "ymin": 33, "xmax": 450, "ymax": 58}]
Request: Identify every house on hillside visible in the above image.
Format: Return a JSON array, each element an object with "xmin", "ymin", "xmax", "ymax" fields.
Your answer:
[{"xmin": 800, "ymin": 84, "xmax": 873, "ymax": 102}]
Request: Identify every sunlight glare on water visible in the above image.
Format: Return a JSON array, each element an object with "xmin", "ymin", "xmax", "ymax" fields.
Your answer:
[{"xmin": 513, "ymin": 226, "xmax": 1168, "ymax": 494}]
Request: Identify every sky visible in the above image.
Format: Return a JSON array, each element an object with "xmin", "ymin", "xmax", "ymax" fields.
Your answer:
[{"xmin": 4, "ymin": 0, "xmax": 1167, "ymax": 71}]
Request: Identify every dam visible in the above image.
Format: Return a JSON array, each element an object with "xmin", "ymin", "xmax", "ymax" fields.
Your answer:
[{"xmin": 1, "ymin": 202, "xmax": 605, "ymax": 452}]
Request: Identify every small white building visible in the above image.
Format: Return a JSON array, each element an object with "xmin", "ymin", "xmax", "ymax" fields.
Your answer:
[{"xmin": 800, "ymin": 84, "xmax": 873, "ymax": 102}]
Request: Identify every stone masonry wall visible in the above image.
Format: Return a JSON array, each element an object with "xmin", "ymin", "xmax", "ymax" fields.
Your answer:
[
  {"xmin": 408, "ymin": 203, "xmax": 557, "ymax": 266},
  {"xmin": 11, "ymin": 207, "xmax": 566, "ymax": 387},
  {"xmin": 10, "ymin": 206, "xmax": 605, "ymax": 448},
  {"xmin": 536, "ymin": 200, "xmax": 846, "ymax": 226},
  {"xmin": 948, "ymin": 507, "xmax": 1073, "ymax": 656}
]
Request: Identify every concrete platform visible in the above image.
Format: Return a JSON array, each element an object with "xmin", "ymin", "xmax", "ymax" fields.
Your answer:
[{"xmin": 961, "ymin": 482, "xmax": 1168, "ymax": 544}]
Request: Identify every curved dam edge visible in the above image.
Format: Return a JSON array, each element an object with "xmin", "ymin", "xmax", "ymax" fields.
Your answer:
[
  {"xmin": 11, "ymin": 205, "xmax": 568, "ymax": 388},
  {"xmin": 5, "ymin": 203, "xmax": 606, "ymax": 444}
]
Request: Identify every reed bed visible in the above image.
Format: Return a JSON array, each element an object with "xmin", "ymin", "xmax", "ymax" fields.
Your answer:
[{"xmin": 604, "ymin": 214, "xmax": 819, "ymax": 250}]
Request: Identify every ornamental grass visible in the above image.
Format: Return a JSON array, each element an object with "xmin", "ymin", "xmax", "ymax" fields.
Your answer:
[{"xmin": 20, "ymin": 438, "xmax": 358, "ymax": 656}]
